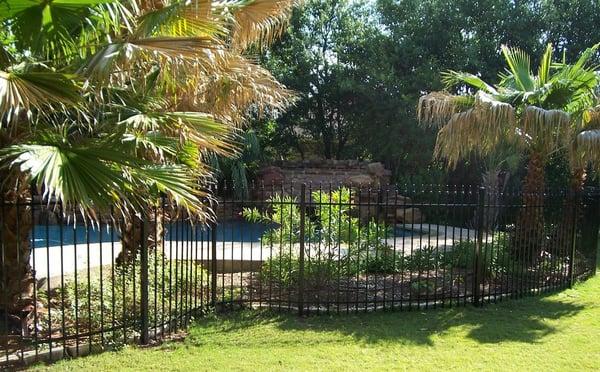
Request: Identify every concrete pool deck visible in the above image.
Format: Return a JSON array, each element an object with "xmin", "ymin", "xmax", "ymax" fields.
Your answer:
[{"xmin": 31, "ymin": 224, "xmax": 484, "ymax": 288}]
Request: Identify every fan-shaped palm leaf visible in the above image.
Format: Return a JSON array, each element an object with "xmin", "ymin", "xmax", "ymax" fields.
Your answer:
[
  {"xmin": 225, "ymin": 0, "xmax": 301, "ymax": 50},
  {"xmin": 0, "ymin": 69, "xmax": 81, "ymax": 122},
  {"xmin": 501, "ymin": 44, "xmax": 535, "ymax": 92},
  {"xmin": 133, "ymin": 0, "xmax": 226, "ymax": 38},
  {"xmin": 2, "ymin": 0, "xmax": 114, "ymax": 58},
  {"xmin": 0, "ymin": 138, "xmax": 205, "ymax": 217}
]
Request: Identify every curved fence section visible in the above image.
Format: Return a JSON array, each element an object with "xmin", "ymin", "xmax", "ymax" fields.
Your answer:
[
  {"xmin": 215, "ymin": 184, "xmax": 598, "ymax": 313},
  {"xmin": 0, "ymin": 184, "xmax": 597, "ymax": 366}
]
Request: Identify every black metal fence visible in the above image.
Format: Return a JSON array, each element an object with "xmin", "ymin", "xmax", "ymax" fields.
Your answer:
[{"xmin": 0, "ymin": 183, "xmax": 598, "ymax": 366}]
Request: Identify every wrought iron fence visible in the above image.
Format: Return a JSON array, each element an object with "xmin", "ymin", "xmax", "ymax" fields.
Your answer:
[{"xmin": 0, "ymin": 183, "xmax": 598, "ymax": 366}]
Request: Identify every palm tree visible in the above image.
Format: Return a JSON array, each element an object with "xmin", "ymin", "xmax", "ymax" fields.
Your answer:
[
  {"xmin": 0, "ymin": 0, "xmax": 299, "ymax": 330},
  {"xmin": 417, "ymin": 44, "xmax": 600, "ymax": 261}
]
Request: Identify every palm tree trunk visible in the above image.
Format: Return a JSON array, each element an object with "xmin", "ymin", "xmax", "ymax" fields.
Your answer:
[
  {"xmin": 117, "ymin": 207, "xmax": 163, "ymax": 266},
  {"xmin": 512, "ymin": 152, "xmax": 546, "ymax": 264},
  {"xmin": 554, "ymin": 167, "xmax": 587, "ymax": 255},
  {"xmin": 481, "ymin": 168, "xmax": 502, "ymax": 231},
  {"xmin": 0, "ymin": 173, "xmax": 34, "ymax": 336}
]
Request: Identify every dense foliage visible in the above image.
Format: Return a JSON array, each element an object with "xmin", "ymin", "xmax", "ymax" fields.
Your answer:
[
  {"xmin": 257, "ymin": 0, "xmax": 600, "ymax": 184},
  {"xmin": 37, "ymin": 251, "xmax": 208, "ymax": 345}
]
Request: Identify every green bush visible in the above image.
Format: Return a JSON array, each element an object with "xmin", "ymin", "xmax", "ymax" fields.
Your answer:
[
  {"xmin": 404, "ymin": 246, "xmax": 443, "ymax": 272},
  {"xmin": 247, "ymin": 189, "xmax": 520, "ymax": 290},
  {"xmin": 246, "ymin": 188, "xmax": 398, "ymax": 289},
  {"xmin": 38, "ymin": 251, "xmax": 208, "ymax": 344},
  {"xmin": 444, "ymin": 232, "xmax": 514, "ymax": 277}
]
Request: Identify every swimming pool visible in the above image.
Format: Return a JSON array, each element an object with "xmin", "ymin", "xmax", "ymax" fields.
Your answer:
[
  {"xmin": 31, "ymin": 221, "xmax": 270, "ymax": 248},
  {"xmin": 31, "ymin": 221, "xmax": 420, "ymax": 248}
]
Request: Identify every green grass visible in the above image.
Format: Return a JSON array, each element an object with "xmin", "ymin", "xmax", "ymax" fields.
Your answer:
[{"xmin": 36, "ymin": 277, "xmax": 600, "ymax": 371}]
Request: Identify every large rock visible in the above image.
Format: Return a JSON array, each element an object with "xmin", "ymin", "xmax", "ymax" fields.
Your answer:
[
  {"xmin": 366, "ymin": 162, "xmax": 386, "ymax": 178},
  {"xmin": 259, "ymin": 166, "xmax": 285, "ymax": 185},
  {"xmin": 345, "ymin": 174, "xmax": 375, "ymax": 187},
  {"xmin": 396, "ymin": 207, "xmax": 425, "ymax": 224}
]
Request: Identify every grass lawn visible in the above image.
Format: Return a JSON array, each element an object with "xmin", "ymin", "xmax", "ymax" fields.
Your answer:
[{"xmin": 36, "ymin": 276, "xmax": 600, "ymax": 371}]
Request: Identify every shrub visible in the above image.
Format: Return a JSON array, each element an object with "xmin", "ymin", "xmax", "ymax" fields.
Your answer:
[
  {"xmin": 444, "ymin": 232, "xmax": 514, "ymax": 277},
  {"xmin": 37, "ymin": 251, "xmax": 208, "ymax": 344},
  {"xmin": 404, "ymin": 246, "xmax": 444, "ymax": 272},
  {"xmin": 247, "ymin": 188, "xmax": 399, "ymax": 289}
]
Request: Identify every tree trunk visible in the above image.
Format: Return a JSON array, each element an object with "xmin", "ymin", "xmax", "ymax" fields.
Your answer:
[
  {"xmin": 117, "ymin": 207, "xmax": 163, "ymax": 266},
  {"xmin": 472, "ymin": 168, "xmax": 511, "ymax": 231},
  {"xmin": 553, "ymin": 167, "xmax": 587, "ymax": 256},
  {"xmin": 512, "ymin": 152, "xmax": 546, "ymax": 264},
  {"xmin": 0, "ymin": 173, "xmax": 35, "ymax": 336}
]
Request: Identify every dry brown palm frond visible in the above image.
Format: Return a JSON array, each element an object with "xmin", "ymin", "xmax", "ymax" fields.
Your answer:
[
  {"xmin": 82, "ymin": 36, "xmax": 228, "ymax": 87},
  {"xmin": 433, "ymin": 109, "xmax": 501, "ymax": 168},
  {"xmin": 227, "ymin": 0, "xmax": 300, "ymax": 50},
  {"xmin": 474, "ymin": 91, "xmax": 516, "ymax": 129},
  {"xmin": 574, "ymin": 129, "xmax": 600, "ymax": 170},
  {"xmin": 521, "ymin": 106, "xmax": 571, "ymax": 154},
  {"xmin": 431, "ymin": 92, "xmax": 516, "ymax": 168},
  {"xmin": 419, "ymin": 88, "xmax": 515, "ymax": 168},
  {"xmin": 133, "ymin": 36, "xmax": 223, "ymax": 58},
  {"xmin": 417, "ymin": 92, "xmax": 464, "ymax": 128},
  {"xmin": 176, "ymin": 54, "xmax": 296, "ymax": 124}
]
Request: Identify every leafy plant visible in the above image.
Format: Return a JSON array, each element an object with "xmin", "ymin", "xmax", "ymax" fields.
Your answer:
[
  {"xmin": 36, "ymin": 251, "xmax": 208, "ymax": 345},
  {"xmin": 245, "ymin": 188, "xmax": 398, "ymax": 289},
  {"xmin": 445, "ymin": 232, "xmax": 514, "ymax": 277}
]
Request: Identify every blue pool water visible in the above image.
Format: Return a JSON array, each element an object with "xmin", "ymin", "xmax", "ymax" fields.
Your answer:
[
  {"xmin": 31, "ymin": 221, "xmax": 270, "ymax": 248},
  {"xmin": 394, "ymin": 226, "xmax": 421, "ymax": 237},
  {"xmin": 31, "ymin": 221, "xmax": 420, "ymax": 248}
]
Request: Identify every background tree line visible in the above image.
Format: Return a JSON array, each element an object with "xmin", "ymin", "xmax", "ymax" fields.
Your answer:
[{"xmin": 250, "ymin": 0, "xmax": 600, "ymax": 186}]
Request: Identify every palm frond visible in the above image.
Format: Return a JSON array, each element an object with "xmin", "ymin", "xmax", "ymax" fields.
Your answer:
[
  {"xmin": 575, "ymin": 129, "xmax": 600, "ymax": 170},
  {"xmin": 80, "ymin": 37, "xmax": 225, "ymax": 81},
  {"xmin": 501, "ymin": 44, "xmax": 535, "ymax": 91},
  {"xmin": 3, "ymin": 0, "xmax": 114, "ymax": 58},
  {"xmin": 0, "ymin": 142, "xmax": 133, "ymax": 215},
  {"xmin": 433, "ymin": 109, "xmax": 481, "ymax": 168},
  {"xmin": 417, "ymin": 92, "xmax": 471, "ymax": 128},
  {"xmin": 0, "ymin": 69, "xmax": 81, "ymax": 123},
  {"xmin": 442, "ymin": 70, "xmax": 498, "ymax": 94},
  {"xmin": 538, "ymin": 43, "xmax": 553, "ymax": 85},
  {"xmin": 521, "ymin": 106, "xmax": 571, "ymax": 154},
  {"xmin": 474, "ymin": 91, "xmax": 516, "ymax": 129},
  {"xmin": 0, "ymin": 138, "xmax": 206, "ymax": 218},
  {"xmin": 129, "ymin": 164, "xmax": 206, "ymax": 217},
  {"xmin": 226, "ymin": 0, "xmax": 300, "ymax": 50},
  {"xmin": 134, "ymin": 0, "xmax": 226, "ymax": 38},
  {"xmin": 190, "ymin": 55, "xmax": 295, "ymax": 123},
  {"xmin": 163, "ymin": 112, "xmax": 238, "ymax": 155}
]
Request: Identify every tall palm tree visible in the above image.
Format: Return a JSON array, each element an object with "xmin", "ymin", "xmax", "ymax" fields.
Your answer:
[
  {"xmin": 417, "ymin": 44, "xmax": 600, "ymax": 261},
  {"xmin": 0, "ymin": 0, "xmax": 299, "ymax": 330}
]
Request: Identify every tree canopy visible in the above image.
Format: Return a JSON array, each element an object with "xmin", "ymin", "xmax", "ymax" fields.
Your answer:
[{"xmin": 258, "ymin": 0, "xmax": 600, "ymax": 184}]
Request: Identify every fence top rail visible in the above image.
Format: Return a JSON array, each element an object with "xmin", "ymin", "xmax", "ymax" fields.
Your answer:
[{"xmin": 0, "ymin": 183, "xmax": 596, "ymax": 208}]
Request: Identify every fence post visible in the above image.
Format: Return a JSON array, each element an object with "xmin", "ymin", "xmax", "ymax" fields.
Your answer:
[
  {"xmin": 298, "ymin": 183, "xmax": 306, "ymax": 316},
  {"xmin": 210, "ymin": 221, "xmax": 218, "ymax": 307},
  {"xmin": 593, "ymin": 190, "xmax": 600, "ymax": 276},
  {"xmin": 568, "ymin": 191, "xmax": 580, "ymax": 288},
  {"xmin": 139, "ymin": 218, "xmax": 150, "ymax": 345},
  {"xmin": 473, "ymin": 186, "xmax": 486, "ymax": 307}
]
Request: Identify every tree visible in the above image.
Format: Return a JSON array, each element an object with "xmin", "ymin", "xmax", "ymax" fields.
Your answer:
[
  {"xmin": 260, "ymin": 0, "xmax": 600, "ymax": 182},
  {"xmin": 260, "ymin": 0, "xmax": 381, "ymax": 160},
  {"xmin": 418, "ymin": 43, "xmax": 600, "ymax": 260},
  {"xmin": 0, "ymin": 0, "xmax": 297, "ymax": 331}
]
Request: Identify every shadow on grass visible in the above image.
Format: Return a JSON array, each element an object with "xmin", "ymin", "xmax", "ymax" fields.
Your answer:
[
  {"xmin": 194, "ymin": 243, "xmax": 599, "ymax": 347},
  {"xmin": 194, "ymin": 291, "xmax": 586, "ymax": 347}
]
